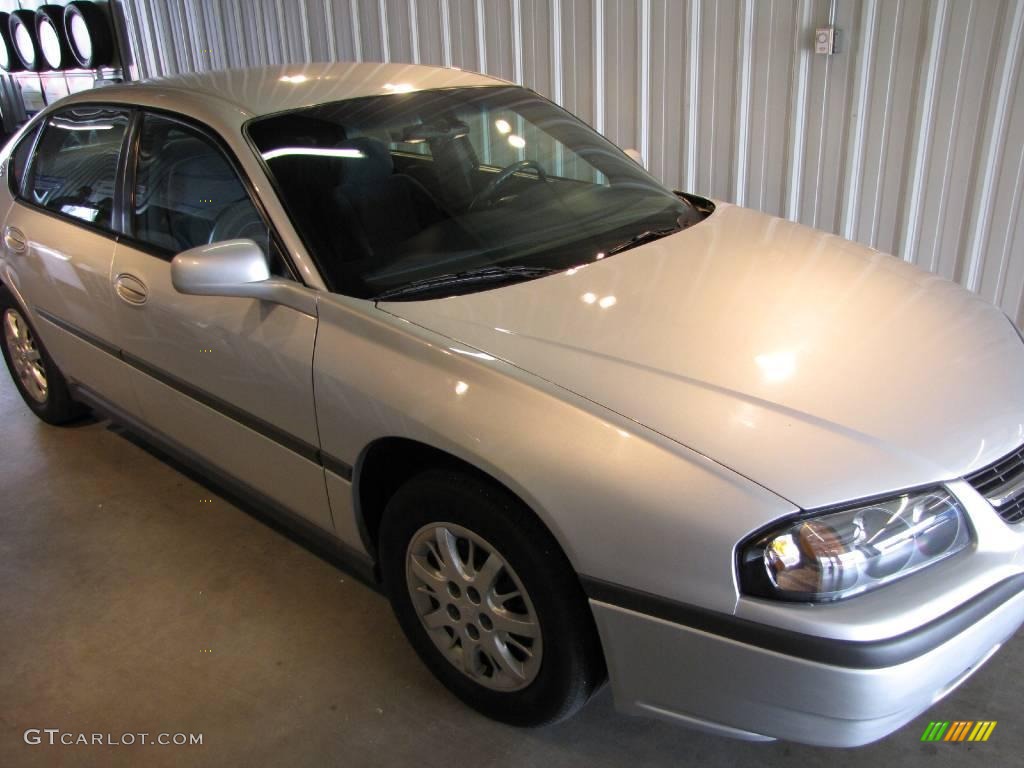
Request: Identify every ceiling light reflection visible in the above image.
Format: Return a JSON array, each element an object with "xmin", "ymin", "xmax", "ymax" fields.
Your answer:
[
  {"xmin": 33, "ymin": 242, "xmax": 70, "ymax": 261},
  {"xmin": 449, "ymin": 347, "xmax": 496, "ymax": 361},
  {"xmin": 51, "ymin": 121, "xmax": 113, "ymax": 131},
  {"xmin": 755, "ymin": 351, "xmax": 797, "ymax": 383},
  {"xmin": 261, "ymin": 147, "xmax": 366, "ymax": 161}
]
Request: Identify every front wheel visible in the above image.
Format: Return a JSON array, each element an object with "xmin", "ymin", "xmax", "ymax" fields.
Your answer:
[
  {"xmin": 1, "ymin": 285, "xmax": 87, "ymax": 424},
  {"xmin": 380, "ymin": 469, "xmax": 606, "ymax": 726}
]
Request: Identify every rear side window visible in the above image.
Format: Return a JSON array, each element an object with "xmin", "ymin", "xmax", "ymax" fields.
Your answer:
[
  {"xmin": 27, "ymin": 107, "xmax": 129, "ymax": 230},
  {"xmin": 8, "ymin": 124, "xmax": 40, "ymax": 196},
  {"xmin": 132, "ymin": 113, "xmax": 269, "ymax": 256}
]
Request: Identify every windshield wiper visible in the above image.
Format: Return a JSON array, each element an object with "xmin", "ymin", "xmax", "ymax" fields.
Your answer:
[
  {"xmin": 374, "ymin": 265, "xmax": 558, "ymax": 301},
  {"xmin": 603, "ymin": 225, "xmax": 682, "ymax": 257}
]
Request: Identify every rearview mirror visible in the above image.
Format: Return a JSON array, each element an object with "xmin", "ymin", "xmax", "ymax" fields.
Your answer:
[
  {"xmin": 396, "ymin": 120, "xmax": 470, "ymax": 144},
  {"xmin": 171, "ymin": 239, "xmax": 316, "ymax": 315}
]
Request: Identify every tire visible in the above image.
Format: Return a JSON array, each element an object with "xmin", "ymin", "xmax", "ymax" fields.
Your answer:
[
  {"xmin": 63, "ymin": 1, "xmax": 114, "ymax": 69},
  {"xmin": 0, "ymin": 286, "xmax": 88, "ymax": 425},
  {"xmin": 380, "ymin": 469, "xmax": 606, "ymax": 726},
  {"xmin": 0, "ymin": 13, "xmax": 24, "ymax": 73},
  {"xmin": 36, "ymin": 5, "xmax": 74, "ymax": 71},
  {"xmin": 9, "ymin": 10, "xmax": 44, "ymax": 72}
]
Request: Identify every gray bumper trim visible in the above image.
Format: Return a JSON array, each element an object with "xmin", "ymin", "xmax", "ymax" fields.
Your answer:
[{"xmin": 580, "ymin": 573, "xmax": 1024, "ymax": 669}]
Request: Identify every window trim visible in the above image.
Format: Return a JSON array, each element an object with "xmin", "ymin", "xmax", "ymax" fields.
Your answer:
[
  {"xmin": 113, "ymin": 108, "xmax": 141, "ymax": 237},
  {"xmin": 120, "ymin": 106, "xmax": 300, "ymax": 283},
  {"xmin": 8, "ymin": 119, "xmax": 45, "ymax": 199},
  {"xmin": 14, "ymin": 104, "xmax": 132, "ymax": 242}
]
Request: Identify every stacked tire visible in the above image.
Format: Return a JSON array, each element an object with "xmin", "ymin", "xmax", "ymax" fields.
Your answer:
[
  {"xmin": 6, "ymin": 10, "xmax": 41, "ymax": 72},
  {"xmin": 62, "ymin": 2, "xmax": 115, "ymax": 68},
  {"xmin": 0, "ymin": 12, "xmax": 21, "ymax": 73},
  {"xmin": 0, "ymin": 1, "xmax": 114, "ymax": 73}
]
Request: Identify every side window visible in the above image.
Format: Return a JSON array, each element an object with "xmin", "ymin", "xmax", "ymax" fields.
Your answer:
[
  {"xmin": 27, "ymin": 107, "xmax": 129, "ymax": 229},
  {"xmin": 132, "ymin": 113, "xmax": 270, "ymax": 258},
  {"xmin": 8, "ymin": 123, "xmax": 41, "ymax": 197}
]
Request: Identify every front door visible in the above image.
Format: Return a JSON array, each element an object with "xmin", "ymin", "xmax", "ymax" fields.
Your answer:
[{"xmin": 109, "ymin": 111, "xmax": 332, "ymax": 531}]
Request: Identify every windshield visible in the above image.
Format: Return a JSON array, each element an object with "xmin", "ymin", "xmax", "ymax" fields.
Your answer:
[{"xmin": 247, "ymin": 86, "xmax": 707, "ymax": 300}]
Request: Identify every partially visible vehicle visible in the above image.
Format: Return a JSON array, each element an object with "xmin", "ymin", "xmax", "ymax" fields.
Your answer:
[{"xmin": 2, "ymin": 63, "xmax": 1024, "ymax": 747}]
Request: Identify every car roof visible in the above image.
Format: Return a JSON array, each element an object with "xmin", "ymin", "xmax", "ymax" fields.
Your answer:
[{"xmin": 57, "ymin": 63, "xmax": 510, "ymax": 129}]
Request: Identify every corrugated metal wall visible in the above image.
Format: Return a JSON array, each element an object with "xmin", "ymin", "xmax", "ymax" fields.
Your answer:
[{"xmin": 115, "ymin": 0, "xmax": 1024, "ymax": 322}]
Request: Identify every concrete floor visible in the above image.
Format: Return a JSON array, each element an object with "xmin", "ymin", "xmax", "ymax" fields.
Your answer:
[{"xmin": 1, "ymin": 373, "xmax": 1020, "ymax": 768}]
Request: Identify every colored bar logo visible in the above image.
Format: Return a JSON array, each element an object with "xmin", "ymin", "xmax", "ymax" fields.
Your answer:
[{"xmin": 921, "ymin": 721, "xmax": 997, "ymax": 742}]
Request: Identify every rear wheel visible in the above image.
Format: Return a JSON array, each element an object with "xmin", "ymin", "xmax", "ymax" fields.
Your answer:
[
  {"xmin": 0, "ymin": 286, "xmax": 87, "ymax": 424},
  {"xmin": 380, "ymin": 469, "xmax": 605, "ymax": 726}
]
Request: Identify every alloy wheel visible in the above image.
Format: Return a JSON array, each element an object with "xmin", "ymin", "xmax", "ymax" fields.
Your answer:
[
  {"xmin": 3, "ymin": 308, "xmax": 47, "ymax": 403},
  {"xmin": 405, "ymin": 522, "xmax": 543, "ymax": 691}
]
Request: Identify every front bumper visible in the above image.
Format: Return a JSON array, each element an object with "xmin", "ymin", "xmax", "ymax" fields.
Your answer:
[{"xmin": 588, "ymin": 576, "xmax": 1024, "ymax": 747}]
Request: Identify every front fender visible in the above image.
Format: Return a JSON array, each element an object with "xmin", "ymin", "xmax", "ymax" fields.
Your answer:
[{"xmin": 312, "ymin": 293, "xmax": 796, "ymax": 615}]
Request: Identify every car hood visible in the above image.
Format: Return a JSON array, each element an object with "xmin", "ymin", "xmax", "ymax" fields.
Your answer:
[{"xmin": 380, "ymin": 203, "xmax": 1024, "ymax": 509}]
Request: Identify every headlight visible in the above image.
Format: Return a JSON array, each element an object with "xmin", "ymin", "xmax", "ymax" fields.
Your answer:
[{"xmin": 738, "ymin": 488, "xmax": 971, "ymax": 602}]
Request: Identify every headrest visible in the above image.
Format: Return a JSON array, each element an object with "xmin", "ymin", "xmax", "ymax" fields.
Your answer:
[{"xmin": 336, "ymin": 137, "xmax": 393, "ymax": 187}]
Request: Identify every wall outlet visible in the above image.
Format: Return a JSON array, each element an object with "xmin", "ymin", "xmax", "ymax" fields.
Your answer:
[{"xmin": 815, "ymin": 26, "xmax": 838, "ymax": 55}]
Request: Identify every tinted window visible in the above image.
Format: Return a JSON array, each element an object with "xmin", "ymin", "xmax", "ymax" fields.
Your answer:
[
  {"xmin": 28, "ymin": 107, "xmax": 129, "ymax": 229},
  {"xmin": 133, "ymin": 114, "xmax": 269, "ymax": 255},
  {"xmin": 457, "ymin": 108, "xmax": 607, "ymax": 186},
  {"xmin": 9, "ymin": 124, "xmax": 40, "ymax": 196},
  {"xmin": 248, "ymin": 87, "xmax": 698, "ymax": 300}
]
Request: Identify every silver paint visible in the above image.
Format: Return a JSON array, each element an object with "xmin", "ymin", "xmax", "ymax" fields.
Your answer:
[{"xmin": 1, "ymin": 65, "xmax": 1023, "ymax": 746}]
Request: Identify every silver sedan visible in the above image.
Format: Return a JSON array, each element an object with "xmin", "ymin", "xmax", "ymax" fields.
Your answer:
[{"xmin": 2, "ymin": 63, "xmax": 1023, "ymax": 747}]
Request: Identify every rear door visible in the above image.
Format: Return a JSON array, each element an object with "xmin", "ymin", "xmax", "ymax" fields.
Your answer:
[
  {"xmin": 109, "ymin": 110, "xmax": 332, "ymax": 531},
  {"xmin": 2, "ymin": 105, "xmax": 138, "ymax": 411}
]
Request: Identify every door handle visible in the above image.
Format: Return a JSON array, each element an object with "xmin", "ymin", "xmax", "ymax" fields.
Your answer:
[
  {"xmin": 4, "ymin": 226, "xmax": 27, "ymax": 253},
  {"xmin": 115, "ymin": 273, "xmax": 148, "ymax": 305}
]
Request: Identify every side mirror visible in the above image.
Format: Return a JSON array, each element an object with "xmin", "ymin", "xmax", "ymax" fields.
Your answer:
[
  {"xmin": 171, "ymin": 239, "xmax": 316, "ymax": 315},
  {"xmin": 624, "ymin": 148, "xmax": 646, "ymax": 169}
]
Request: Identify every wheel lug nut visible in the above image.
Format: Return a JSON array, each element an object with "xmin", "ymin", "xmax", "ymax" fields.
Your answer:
[
  {"xmin": 447, "ymin": 582, "xmax": 461, "ymax": 599},
  {"xmin": 447, "ymin": 604, "xmax": 461, "ymax": 621},
  {"xmin": 479, "ymin": 614, "xmax": 493, "ymax": 631},
  {"xmin": 466, "ymin": 624, "xmax": 480, "ymax": 641},
  {"xmin": 466, "ymin": 586, "xmax": 481, "ymax": 604}
]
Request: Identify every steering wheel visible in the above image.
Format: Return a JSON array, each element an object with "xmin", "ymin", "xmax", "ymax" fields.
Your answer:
[{"xmin": 469, "ymin": 160, "xmax": 548, "ymax": 211}]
